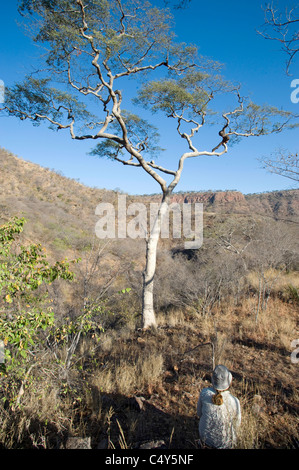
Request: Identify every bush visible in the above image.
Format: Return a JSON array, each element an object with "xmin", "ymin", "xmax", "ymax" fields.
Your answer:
[{"xmin": 0, "ymin": 216, "xmax": 75, "ymax": 380}]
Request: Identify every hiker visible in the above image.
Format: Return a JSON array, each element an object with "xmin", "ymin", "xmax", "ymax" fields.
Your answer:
[{"xmin": 196, "ymin": 364, "xmax": 241, "ymax": 449}]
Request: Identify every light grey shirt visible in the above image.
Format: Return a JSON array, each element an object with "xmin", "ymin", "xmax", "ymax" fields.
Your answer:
[{"xmin": 197, "ymin": 387, "xmax": 241, "ymax": 449}]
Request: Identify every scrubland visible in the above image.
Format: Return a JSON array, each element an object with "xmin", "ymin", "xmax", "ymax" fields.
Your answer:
[
  {"xmin": 0, "ymin": 293, "xmax": 298, "ymax": 449},
  {"xmin": 0, "ymin": 148, "xmax": 298, "ymax": 449}
]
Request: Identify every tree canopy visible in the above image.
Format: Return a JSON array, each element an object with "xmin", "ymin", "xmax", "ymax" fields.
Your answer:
[{"xmin": 1, "ymin": 0, "xmax": 296, "ymax": 192}]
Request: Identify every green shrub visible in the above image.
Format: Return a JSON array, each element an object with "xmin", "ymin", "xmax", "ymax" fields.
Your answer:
[
  {"xmin": 287, "ymin": 284, "xmax": 299, "ymax": 304},
  {"xmin": 0, "ymin": 217, "xmax": 75, "ymax": 375}
]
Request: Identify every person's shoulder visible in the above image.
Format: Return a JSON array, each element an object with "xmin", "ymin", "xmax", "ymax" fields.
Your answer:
[
  {"xmin": 227, "ymin": 392, "xmax": 241, "ymax": 407},
  {"xmin": 229, "ymin": 391, "xmax": 240, "ymax": 402},
  {"xmin": 200, "ymin": 386, "xmax": 214, "ymax": 397}
]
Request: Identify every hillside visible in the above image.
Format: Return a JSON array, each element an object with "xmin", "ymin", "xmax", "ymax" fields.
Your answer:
[
  {"xmin": 0, "ymin": 147, "xmax": 298, "ymax": 450},
  {"xmin": 1, "ymin": 146, "xmax": 298, "ymax": 297},
  {"xmin": 1, "ymin": 147, "xmax": 299, "ymax": 234},
  {"xmin": 0, "ymin": 147, "xmax": 113, "ymax": 250}
]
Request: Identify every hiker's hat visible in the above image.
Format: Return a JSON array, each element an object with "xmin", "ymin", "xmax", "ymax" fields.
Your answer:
[{"xmin": 212, "ymin": 365, "xmax": 232, "ymax": 392}]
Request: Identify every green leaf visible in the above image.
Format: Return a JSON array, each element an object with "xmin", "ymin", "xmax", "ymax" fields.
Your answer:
[{"xmin": 20, "ymin": 350, "xmax": 27, "ymax": 359}]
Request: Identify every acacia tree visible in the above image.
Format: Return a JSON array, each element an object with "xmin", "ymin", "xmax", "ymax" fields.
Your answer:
[{"xmin": 1, "ymin": 0, "xmax": 297, "ymax": 329}]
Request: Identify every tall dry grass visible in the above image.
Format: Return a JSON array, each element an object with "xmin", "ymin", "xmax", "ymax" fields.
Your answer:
[{"xmin": 92, "ymin": 351, "xmax": 164, "ymax": 396}]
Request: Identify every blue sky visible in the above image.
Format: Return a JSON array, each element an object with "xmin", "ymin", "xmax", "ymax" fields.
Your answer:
[{"xmin": 0, "ymin": 0, "xmax": 298, "ymax": 195}]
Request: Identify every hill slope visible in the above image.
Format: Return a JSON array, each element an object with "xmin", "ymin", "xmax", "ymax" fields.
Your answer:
[{"xmin": 1, "ymin": 147, "xmax": 298, "ymax": 230}]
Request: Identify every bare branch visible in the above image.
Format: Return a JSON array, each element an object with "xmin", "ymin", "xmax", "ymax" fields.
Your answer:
[
  {"xmin": 260, "ymin": 148, "xmax": 299, "ymax": 183},
  {"xmin": 147, "ymin": 161, "xmax": 177, "ymax": 176},
  {"xmin": 258, "ymin": 3, "xmax": 299, "ymax": 74}
]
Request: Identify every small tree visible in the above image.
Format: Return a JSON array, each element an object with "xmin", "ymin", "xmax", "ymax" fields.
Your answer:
[
  {"xmin": 245, "ymin": 218, "xmax": 295, "ymax": 322},
  {"xmin": 0, "ymin": 217, "xmax": 74, "ymax": 376},
  {"xmin": 1, "ymin": 0, "xmax": 297, "ymax": 328}
]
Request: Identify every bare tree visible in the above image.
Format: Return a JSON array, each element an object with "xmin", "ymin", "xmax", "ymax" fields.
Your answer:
[
  {"xmin": 258, "ymin": 4, "xmax": 299, "ymax": 185},
  {"xmin": 258, "ymin": 2, "xmax": 299, "ymax": 74},
  {"xmin": 246, "ymin": 218, "xmax": 295, "ymax": 322},
  {"xmin": 1, "ymin": 0, "xmax": 296, "ymax": 329},
  {"xmin": 260, "ymin": 148, "xmax": 299, "ymax": 184}
]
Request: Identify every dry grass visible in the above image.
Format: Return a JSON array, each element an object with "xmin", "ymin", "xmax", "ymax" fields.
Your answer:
[
  {"xmin": 0, "ymin": 380, "xmax": 71, "ymax": 449},
  {"xmin": 157, "ymin": 309, "xmax": 187, "ymax": 328},
  {"xmin": 1, "ymin": 296, "xmax": 298, "ymax": 449},
  {"xmin": 92, "ymin": 351, "xmax": 164, "ymax": 396},
  {"xmin": 247, "ymin": 269, "xmax": 299, "ymax": 294},
  {"xmin": 235, "ymin": 297, "xmax": 298, "ymax": 349}
]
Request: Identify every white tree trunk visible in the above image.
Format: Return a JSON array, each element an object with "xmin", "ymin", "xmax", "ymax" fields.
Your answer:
[{"xmin": 142, "ymin": 194, "xmax": 169, "ymax": 329}]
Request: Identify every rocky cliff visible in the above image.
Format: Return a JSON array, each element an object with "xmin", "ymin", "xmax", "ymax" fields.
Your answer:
[{"xmin": 143, "ymin": 189, "xmax": 299, "ymax": 220}]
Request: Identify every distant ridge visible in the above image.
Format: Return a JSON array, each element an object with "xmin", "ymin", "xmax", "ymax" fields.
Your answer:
[
  {"xmin": 138, "ymin": 189, "xmax": 299, "ymax": 221},
  {"xmin": 1, "ymin": 147, "xmax": 298, "ymax": 227}
]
